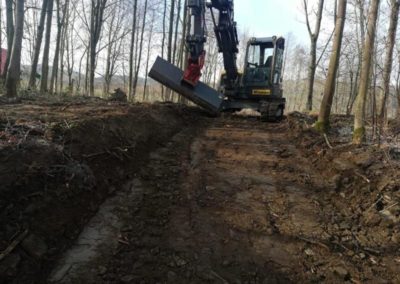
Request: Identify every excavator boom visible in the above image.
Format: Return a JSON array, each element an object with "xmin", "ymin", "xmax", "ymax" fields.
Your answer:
[{"xmin": 182, "ymin": 0, "xmax": 239, "ymax": 88}]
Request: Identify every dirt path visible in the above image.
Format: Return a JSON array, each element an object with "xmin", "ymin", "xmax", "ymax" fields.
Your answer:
[{"xmin": 58, "ymin": 115, "xmax": 397, "ymax": 283}]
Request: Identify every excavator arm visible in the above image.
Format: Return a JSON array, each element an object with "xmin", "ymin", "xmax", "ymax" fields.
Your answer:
[
  {"xmin": 148, "ymin": 0, "xmax": 241, "ymax": 114},
  {"xmin": 183, "ymin": 0, "xmax": 239, "ymax": 89}
]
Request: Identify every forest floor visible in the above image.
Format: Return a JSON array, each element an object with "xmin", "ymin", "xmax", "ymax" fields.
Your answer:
[{"xmin": 0, "ymin": 96, "xmax": 400, "ymax": 283}]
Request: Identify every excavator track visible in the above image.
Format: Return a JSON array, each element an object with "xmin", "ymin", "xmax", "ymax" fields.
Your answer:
[{"xmin": 259, "ymin": 100, "xmax": 285, "ymax": 122}]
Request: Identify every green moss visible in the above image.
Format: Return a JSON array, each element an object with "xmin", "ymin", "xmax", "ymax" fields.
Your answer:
[
  {"xmin": 314, "ymin": 120, "xmax": 329, "ymax": 133},
  {"xmin": 352, "ymin": 127, "xmax": 365, "ymax": 144}
]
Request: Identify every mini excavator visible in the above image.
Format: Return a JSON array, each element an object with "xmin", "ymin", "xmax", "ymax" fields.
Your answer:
[{"xmin": 149, "ymin": 0, "xmax": 286, "ymax": 121}]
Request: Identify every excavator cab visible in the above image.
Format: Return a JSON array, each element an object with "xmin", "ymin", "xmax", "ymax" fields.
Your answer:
[{"xmin": 242, "ymin": 37, "xmax": 285, "ymax": 97}]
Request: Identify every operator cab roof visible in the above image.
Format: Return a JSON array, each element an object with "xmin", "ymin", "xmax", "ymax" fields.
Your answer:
[{"xmin": 249, "ymin": 36, "xmax": 285, "ymax": 48}]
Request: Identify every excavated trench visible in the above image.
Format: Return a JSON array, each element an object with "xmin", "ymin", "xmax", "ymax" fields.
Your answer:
[
  {"xmin": 1, "ymin": 100, "xmax": 400, "ymax": 283},
  {"xmin": 50, "ymin": 114, "xmax": 400, "ymax": 283}
]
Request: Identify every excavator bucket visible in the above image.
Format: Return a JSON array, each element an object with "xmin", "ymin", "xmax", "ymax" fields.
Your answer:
[{"xmin": 149, "ymin": 57, "xmax": 223, "ymax": 114}]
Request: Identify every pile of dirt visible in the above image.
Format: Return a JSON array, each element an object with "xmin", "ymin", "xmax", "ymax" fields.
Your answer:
[
  {"xmin": 0, "ymin": 97, "xmax": 208, "ymax": 283},
  {"xmin": 287, "ymin": 112, "xmax": 400, "ymax": 282}
]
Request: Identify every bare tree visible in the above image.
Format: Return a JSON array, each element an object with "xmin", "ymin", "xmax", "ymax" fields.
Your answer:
[
  {"xmin": 103, "ymin": 0, "xmax": 128, "ymax": 95},
  {"xmin": 128, "ymin": 0, "xmax": 138, "ymax": 99},
  {"xmin": 132, "ymin": 0, "xmax": 148, "ymax": 97},
  {"xmin": 316, "ymin": 0, "xmax": 347, "ymax": 132},
  {"xmin": 40, "ymin": 0, "xmax": 55, "ymax": 93},
  {"xmin": 29, "ymin": 0, "xmax": 49, "ymax": 89},
  {"xmin": 304, "ymin": 0, "xmax": 324, "ymax": 111},
  {"xmin": 378, "ymin": 0, "xmax": 399, "ymax": 124},
  {"xmin": 4, "ymin": 0, "xmax": 15, "ymax": 80},
  {"xmin": 353, "ymin": 0, "xmax": 380, "ymax": 144},
  {"xmin": 5, "ymin": 0, "xmax": 24, "ymax": 98},
  {"xmin": 50, "ymin": 0, "xmax": 70, "ymax": 94},
  {"xmin": 143, "ymin": 9, "xmax": 155, "ymax": 100},
  {"xmin": 173, "ymin": 0, "xmax": 182, "ymax": 65},
  {"xmin": 88, "ymin": 0, "xmax": 107, "ymax": 96}
]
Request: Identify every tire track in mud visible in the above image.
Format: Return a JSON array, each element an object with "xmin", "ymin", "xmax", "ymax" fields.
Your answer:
[
  {"xmin": 169, "ymin": 118, "xmax": 328, "ymax": 283},
  {"xmin": 55, "ymin": 115, "xmax": 397, "ymax": 283}
]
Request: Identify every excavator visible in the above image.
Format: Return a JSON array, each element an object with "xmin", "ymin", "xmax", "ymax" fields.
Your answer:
[{"xmin": 149, "ymin": 0, "xmax": 286, "ymax": 121}]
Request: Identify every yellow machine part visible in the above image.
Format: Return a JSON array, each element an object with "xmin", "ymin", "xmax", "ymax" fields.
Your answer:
[{"xmin": 252, "ymin": 89, "xmax": 271, "ymax": 96}]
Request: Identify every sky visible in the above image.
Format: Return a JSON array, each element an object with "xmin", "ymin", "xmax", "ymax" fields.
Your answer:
[{"xmin": 234, "ymin": 0, "xmax": 312, "ymax": 43}]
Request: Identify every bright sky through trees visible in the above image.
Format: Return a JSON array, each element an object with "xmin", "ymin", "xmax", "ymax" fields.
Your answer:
[{"xmin": 235, "ymin": 0, "xmax": 314, "ymax": 41}]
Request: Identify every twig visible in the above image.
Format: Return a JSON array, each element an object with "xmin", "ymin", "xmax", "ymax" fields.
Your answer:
[
  {"xmin": 82, "ymin": 151, "xmax": 107, "ymax": 158},
  {"xmin": 384, "ymin": 202, "xmax": 398, "ymax": 211},
  {"xmin": 355, "ymin": 172, "xmax": 371, "ymax": 183},
  {"xmin": 323, "ymin": 134, "xmax": 333, "ymax": 149},
  {"xmin": 298, "ymin": 236, "xmax": 330, "ymax": 251},
  {"xmin": 210, "ymin": 270, "xmax": 229, "ymax": 284},
  {"xmin": 364, "ymin": 196, "xmax": 383, "ymax": 215},
  {"xmin": 0, "ymin": 229, "xmax": 29, "ymax": 262}
]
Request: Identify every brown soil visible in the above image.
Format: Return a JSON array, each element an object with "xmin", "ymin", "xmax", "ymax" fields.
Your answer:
[
  {"xmin": 0, "ymin": 96, "xmax": 208, "ymax": 283},
  {"xmin": 1, "ymin": 97, "xmax": 400, "ymax": 283},
  {"xmin": 87, "ymin": 114, "xmax": 400, "ymax": 283}
]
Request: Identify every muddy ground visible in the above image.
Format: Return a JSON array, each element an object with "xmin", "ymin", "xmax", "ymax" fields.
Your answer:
[
  {"xmin": 0, "ymin": 96, "xmax": 207, "ymax": 283},
  {"xmin": 0, "ymin": 97, "xmax": 400, "ymax": 283}
]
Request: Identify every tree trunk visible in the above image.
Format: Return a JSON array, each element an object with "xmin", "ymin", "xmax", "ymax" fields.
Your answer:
[
  {"xmin": 306, "ymin": 40, "xmax": 317, "ymax": 111},
  {"xmin": 304, "ymin": 0, "xmax": 324, "ymax": 111},
  {"xmin": 40, "ymin": 0, "xmax": 54, "ymax": 94},
  {"xmin": 89, "ymin": 0, "xmax": 107, "ymax": 97},
  {"xmin": 50, "ymin": 0, "xmax": 64, "ymax": 94},
  {"xmin": 316, "ymin": 0, "xmax": 347, "ymax": 132},
  {"xmin": 378, "ymin": 0, "xmax": 399, "ymax": 124},
  {"xmin": 143, "ymin": 11, "xmax": 155, "ymax": 100},
  {"xmin": 59, "ymin": 0, "xmax": 70, "ymax": 94},
  {"xmin": 132, "ymin": 0, "xmax": 148, "ymax": 98},
  {"xmin": 29, "ymin": 0, "xmax": 49, "ymax": 89},
  {"xmin": 5, "ymin": 0, "xmax": 24, "ymax": 98},
  {"xmin": 178, "ymin": 0, "xmax": 188, "ymax": 69},
  {"xmin": 128, "ymin": 0, "xmax": 137, "ymax": 99},
  {"xmin": 168, "ymin": 0, "xmax": 176, "ymax": 63},
  {"xmin": 397, "ymin": 87, "xmax": 400, "ymax": 118},
  {"xmin": 173, "ymin": 0, "xmax": 181, "ymax": 65},
  {"xmin": 4, "ymin": 0, "xmax": 14, "ymax": 80},
  {"xmin": 353, "ymin": 0, "xmax": 380, "ymax": 144}
]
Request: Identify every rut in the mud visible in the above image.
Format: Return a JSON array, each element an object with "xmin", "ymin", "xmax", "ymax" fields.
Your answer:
[
  {"xmin": 1, "ymin": 100, "xmax": 400, "ymax": 283},
  {"xmin": 54, "ymin": 115, "xmax": 400, "ymax": 283}
]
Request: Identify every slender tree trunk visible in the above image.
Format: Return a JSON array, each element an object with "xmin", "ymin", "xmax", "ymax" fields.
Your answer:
[
  {"xmin": 59, "ymin": 0, "xmax": 70, "ymax": 94},
  {"xmin": 29, "ymin": 0, "xmax": 49, "ymax": 89},
  {"xmin": 89, "ymin": 0, "xmax": 107, "ymax": 97},
  {"xmin": 378, "ymin": 0, "xmax": 399, "ymax": 124},
  {"xmin": 173, "ymin": 0, "xmax": 181, "ymax": 65},
  {"xmin": 143, "ymin": 11, "xmax": 155, "ymax": 100},
  {"xmin": 161, "ymin": 0, "xmax": 167, "ymax": 99},
  {"xmin": 5, "ymin": 0, "xmax": 24, "ymax": 98},
  {"xmin": 40, "ymin": 0, "xmax": 54, "ymax": 94},
  {"xmin": 178, "ymin": 0, "xmax": 188, "ymax": 69},
  {"xmin": 304, "ymin": 0, "xmax": 324, "ymax": 111},
  {"xmin": 168, "ymin": 0, "xmax": 176, "ymax": 63},
  {"xmin": 128, "ymin": 0, "xmax": 137, "ymax": 99},
  {"xmin": 397, "ymin": 87, "xmax": 400, "ymax": 118},
  {"xmin": 132, "ymin": 0, "xmax": 148, "ymax": 98},
  {"xmin": 166, "ymin": 0, "xmax": 176, "ymax": 100},
  {"xmin": 4, "ymin": 0, "xmax": 14, "ymax": 80},
  {"xmin": 316, "ymin": 0, "xmax": 347, "ymax": 132},
  {"xmin": 50, "ymin": 0, "xmax": 63, "ymax": 94},
  {"xmin": 353, "ymin": 0, "xmax": 380, "ymax": 144},
  {"xmin": 306, "ymin": 40, "xmax": 317, "ymax": 111}
]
